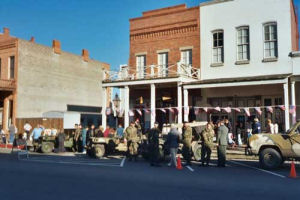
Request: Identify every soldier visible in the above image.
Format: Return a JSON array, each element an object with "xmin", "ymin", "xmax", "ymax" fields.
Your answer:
[
  {"xmin": 217, "ymin": 120, "xmax": 229, "ymax": 167},
  {"xmin": 74, "ymin": 124, "xmax": 81, "ymax": 152},
  {"xmin": 200, "ymin": 123, "xmax": 214, "ymax": 166},
  {"xmin": 148, "ymin": 122, "xmax": 161, "ymax": 167},
  {"xmin": 182, "ymin": 121, "xmax": 193, "ymax": 166},
  {"xmin": 125, "ymin": 121, "xmax": 139, "ymax": 161}
]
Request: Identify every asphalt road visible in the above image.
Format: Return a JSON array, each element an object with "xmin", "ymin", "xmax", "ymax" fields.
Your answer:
[{"xmin": 0, "ymin": 152, "xmax": 299, "ymax": 200}]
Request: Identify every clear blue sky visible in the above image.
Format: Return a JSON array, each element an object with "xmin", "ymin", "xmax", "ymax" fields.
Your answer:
[{"xmin": 0, "ymin": 0, "xmax": 299, "ymax": 71}]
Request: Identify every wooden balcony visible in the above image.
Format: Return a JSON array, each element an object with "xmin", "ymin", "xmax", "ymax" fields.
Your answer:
[{"xmin": 0, "ymin": 79, "xmax": 16, "ymax": 91}]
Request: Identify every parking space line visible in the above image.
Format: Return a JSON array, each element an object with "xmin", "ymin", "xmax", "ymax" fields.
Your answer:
[
  {"xmin": 229, "ymin": 160, "xmax": 286, "ymax": 178},
  {"xmin": 186, "ymin": 166, "xmax": 194, "ymax": 172},
  {"xmin": 120, "ymin": 157, "xmax": 126, "ymax": 167}
]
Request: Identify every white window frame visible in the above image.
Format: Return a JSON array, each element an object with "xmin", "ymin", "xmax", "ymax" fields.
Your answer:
[
  {"xmin": 263, "ymin": 22, "xmax": 278, "ymax": 59},
  {"xmin": 136, "ymin": 55, "xmax": 146, "ymax": 79},
  {"xmin": 236, "ymin": 26, "xmax": 250, "ymax": 61},
  {"xmin": 212, "ymin": 30, "xmax": 224, "ymax": 65},
  {"xmin": 158, "ymin": 52, "xmax": 168, "ymax": 77},
  {"xmin": 181, "ymin": 49, "xmax": 192, "ymax": 67}
]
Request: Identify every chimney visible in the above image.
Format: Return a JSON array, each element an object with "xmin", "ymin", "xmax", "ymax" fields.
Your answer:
[
  {"xmin": 82, "ymin": 49, "xmax": 89, "ymax": 62},
  {"xmin": 30, "ymin": 37, "xmax": 35, "ymax": 42},
  {"xmin": 52, "ymin": 40, "xmax": 61, "ymax": 54},
  {"xmin": 3, "ymin": 27, "xmax": 9, "ymax": 36}
]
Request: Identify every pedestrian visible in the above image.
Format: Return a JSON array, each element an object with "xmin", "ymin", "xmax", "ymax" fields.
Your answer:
[
  {"xmin": 23, "ymin": 121, "xmax": 32, "ymax": 140},
  {"xmin": 0, "ymin": 126, "xmax": 6, "ymax": 144},
  {"xmin": 274, "ymin": 121, "xmax": 279, "ymax": 134},
  {"xmin": 95, "ymin": 126, "xmax": 104, "ymax": 138},
  {"xmin": 124, "ymin": 121, "xmax": 139, "ymax": 161},
  {"xmin": 182, "ymin": 121, "xmax": 192, "ymax": 166},
  {"xmin": 116, "ymin": 124, "xmax": 124, "ymax": 138},
  {"xmin": 74, "ymin": 124, "xmax": 81, "ymax": 152},
  {"xmin": 217, "ymin": 120, "xmax": 229, "ymax": 167},
  {"xmin": 225, "ymin": 119, "xmax": 234, "ymax": 146},
  {"xmin": 200, "ymin": 123, "xmax": 214, "ymax": 167},
  {"xmin": 148, "ymin": 122, "xmax": 161, "ymax": 167},
  {"xmin": 236, "ymin": 122, "xmax": 243, "ymax": 146},
  {"xmin": 166, "ymin": 124, "xmax": 181, "ymax": 167},
  {"xmin": 30, "ymin": 124, "xmax": 44, "ymax": 151},
  {"xmin": 81, "ymin": 126, "xmax": 88, "ymax": 153},
  {"xmin": 87, "ymin": 124, "xmax": 95, "ymax": 142},
  {"xmin": 103, "ymin": 125, "xmax": 110, "ymax": 138},
  {"xmin": 252, "ymin": 117, "xmax": 261, "ymax": 134},
  {"xmin": 8, "ymin": 123, "xmax": 17, "ymax": 144},
  {"xmin": 266, "ymin": 119, "xmax": 274, "ymax": 134},
  {"xmin": 57, "ymin": 129, "xmax": 65, "ymax": 153}
]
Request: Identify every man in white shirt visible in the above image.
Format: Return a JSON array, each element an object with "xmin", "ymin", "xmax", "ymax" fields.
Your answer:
[{"xmin": 23, "ymin": 122, "xmax": 32, "ymax": 140}]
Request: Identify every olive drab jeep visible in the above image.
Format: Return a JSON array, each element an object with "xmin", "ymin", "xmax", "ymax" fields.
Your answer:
[
  {"xmin": 247, "ymin": 121, "xmax": 300, "ymax": 169},
  {"xmin": 86, "ymin": 137, "xmax": 127, "ymax": 158}
]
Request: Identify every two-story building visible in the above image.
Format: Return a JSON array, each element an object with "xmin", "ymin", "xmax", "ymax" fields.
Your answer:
[{"xmin": 184, "ymin": 0, "xmax": 299, "ymax": 132}]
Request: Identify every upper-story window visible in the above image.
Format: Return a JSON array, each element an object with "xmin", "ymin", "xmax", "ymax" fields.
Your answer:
[
  {"xmin": 264, "ymin": 22, "xmax": 278, "ymax": 59},
  {"xmin": 158, "ymin": 52, "xmax": 168, "ymax": 77},
  {"xmin": 0, "ymin": 58, "xmax": 2, "ymax": 78},
  {"xmin": 237, "ymin": 26, "xmax": 250, "ymax": 61},
  {"xmin": 9, "ymin": 56, "xmax": 15, "ymax": 79},
  {"xmin": 212, "ymin": 30, "xmax": 224, "ymax": 65},
  {"xmin": 181, "ymin": 49, "xmax": 192, "ymax": 67},
  {"xmin": 136, "ymin": 55, "xmax": 146, "ymax": 79}
]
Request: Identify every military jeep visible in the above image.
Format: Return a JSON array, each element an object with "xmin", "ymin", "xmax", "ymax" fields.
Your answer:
[
  {"xmin": 247, "ymin": 121, "xmax": 300, "ymax": 169},
  {"xmin": 86, "ymin": 137, "xmax": 127, "ymax": 158}
]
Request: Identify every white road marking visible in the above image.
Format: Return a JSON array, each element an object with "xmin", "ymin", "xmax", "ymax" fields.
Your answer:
[
  {"xmin": 186, "ymin": 166, "xmax": 194, "ymax": 172},
  {"xmin": 120, "ymin": 157, "xmax": 126, "ymax": 167},
  {"xmin": 229, "ymin": 160, "xmax": 285, "ymax": 178}
]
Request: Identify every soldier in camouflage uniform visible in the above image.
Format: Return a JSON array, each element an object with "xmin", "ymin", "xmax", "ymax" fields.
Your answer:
[
  {"xmin": 182, "ymin": 121, "xmax": 193, "ymax": 166},
  {"xmin": 73, "ymin": 124, "xmax": 81, "ymax": 152},
  {"xmin": 200, "ymin": 123, "xmax": 215, "ymax": 166},
  {"xmin": 125, "ymin": 121, "xmax": 139, "ymax": 161}
]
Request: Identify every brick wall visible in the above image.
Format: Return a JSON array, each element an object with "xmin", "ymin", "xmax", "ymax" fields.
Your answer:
[{"xmin": 129, "ymin": 5, "xmax": 200, "ymax": 73}]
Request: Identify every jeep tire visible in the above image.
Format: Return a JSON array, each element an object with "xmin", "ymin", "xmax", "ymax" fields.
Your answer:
[
  {"xmin": 259, "ymin": 148, "xmax": 282, "ymax": 169},
  {"xmin": 93, "ymin": 144, "xmax": 105, "ymax": 158}
]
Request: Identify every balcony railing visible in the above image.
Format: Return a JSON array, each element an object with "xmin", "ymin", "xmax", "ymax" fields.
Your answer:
[
  {"xmin": 0, "ymin": 79, "xmax": 16, "ymax": 90},
  {"xmin": 103, "ymin": 63, "xmax": 201, "ymax": 82}
]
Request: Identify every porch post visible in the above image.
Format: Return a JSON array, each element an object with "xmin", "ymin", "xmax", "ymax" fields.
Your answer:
[
  {"xmin": 291, "ymin": 81, "xmax": 296, "ymax": 124},
  {"xmin": 3, "ymin": 97, "xmax": 9, "ymax": 131},
  {"xmin": 102, "ymin": 87, "xmax": 107, "ymax": 129},
  {"xmin": 177, "ymin": 83, "xmax": 183, "ymax": 131},
  {"xmin": 284, "ymin": 83, "xmax": 290, "ymax": 131},
  {"xmin": 150, "ymin": 84, "xmax": 156, "ymax": 128},
  {"xmin": 124, "ymin": 86, "xmax": 130, "ymax": 128},
  {"xmin": 183, "ymin": 88, "xmax": 189, "ymax": 122}
]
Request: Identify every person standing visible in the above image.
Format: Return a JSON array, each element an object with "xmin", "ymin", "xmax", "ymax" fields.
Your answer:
[
  {"xmin": 103, "ymin": 125, "xmax": 110, "ymax": 138},
  {"xmin": 124, "ymin": 121, "xmax": 139, "ymax": 161},
  {"xmin": 166, "ymin": 124, "xmax": 181, "ymax": 167},
  {"xmin": 74, "ymin": 124, "xmax": 81, "ymax": 152},
  {"xmin": 87, "ymin": 124, "xmax": 95, "ymax": 142},
  {"xmin": 225, "ymin": 119, "xmax": 234, "ymax": 145},
  {"xmin": 148, "ymin": 122, "xmax": 161, "ymax": 167},
  {"xmin": 8, "ymin": 123, "xmax": 17, "ymax": 144},
  {"xmin": 182, "ymin": 121, "xmax": 192, "ymax": 166},
  {"xmin": 200, "ymin": 123, "xmax": 214, "ymax": 167},
  {"xmin": 266, "ymin": 119, "xmax": 274, "ymax": 134},
  {"xmin": 31, "ymin": 124, "xmax": 44, "ymax": 151},
  {"xmin": 23, "ymin": 121, "xmax": 32, "ymax": 140},
  {"xmin": 217, "ymin": 120, "xmax": 229, "ymax": 167},
  {"xmin": 116, "ymin": 124, "xmax": 124, "ymax": 138},
  {"xmin": 57, "ymin": 129, "xmax": 65, "ymax": 153},
  {"xmin": 252, "ymin": 118, "xmax": 261, "ymax": 134},
  {"xmin": 81, "ymin": 126, "xmax": 88, "ymax": 153}
]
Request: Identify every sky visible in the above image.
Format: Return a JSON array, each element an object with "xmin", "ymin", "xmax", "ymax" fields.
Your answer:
[{"xmin": 0, "ymin": 0, "xmax": 299, "ymax": 71}]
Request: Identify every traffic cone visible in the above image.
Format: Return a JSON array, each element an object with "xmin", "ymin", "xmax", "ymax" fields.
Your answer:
[
  {"xmin": 176, "ymin": 156, "xmax": 183, "ymax": 170},
  {"xmin": 289, "ymin": 161, "xmax": 297, "ymax": 178}
]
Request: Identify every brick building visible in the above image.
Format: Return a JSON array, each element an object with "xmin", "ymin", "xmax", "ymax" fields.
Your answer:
[
  {"xmin": 0, "ymin": 28, "xmax": 109, "ymax": 132},
  {"xmin": 103, "ymin": 4, "xmax": 201, "ymax": 130}
]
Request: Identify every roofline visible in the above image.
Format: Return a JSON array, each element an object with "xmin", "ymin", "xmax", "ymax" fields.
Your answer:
[{"xmin": 200, "ymin": 0, "xmax": 234, "ymax": 7}]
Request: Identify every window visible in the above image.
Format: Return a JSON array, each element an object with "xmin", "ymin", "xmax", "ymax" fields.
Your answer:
[
  {"xmin": 136, "ymin": 55, "xmax": 146, "ymax": 78},
  {"xmin": 0, "ymin": 58, "xmax": 1, "ymax": 78},
  {"xmin": 237, "ymin": 27, "xmax": 250, "ymax": 61},
  {"xmin": 212, "ymin": 31, "xmax": 224, "ymax": 64},
  {"xmin": 264, "ymin": 22, "xmax": 278, "ymax": 59},
  {"xmin": 9, "ymin": 56, "xmax": 15, "ymax": 79},
  {"xmin": 181, "ymin": 49, "xmax": 192, "ymax": 67},
  {"xmin": 158, "ymin": 53, "xmax": 168, "ymax": 77}
]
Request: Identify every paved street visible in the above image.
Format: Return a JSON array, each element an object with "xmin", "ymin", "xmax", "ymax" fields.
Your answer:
[{"xmin": 0, "ymin": 152, "xmax": 300, "ymax": 200}]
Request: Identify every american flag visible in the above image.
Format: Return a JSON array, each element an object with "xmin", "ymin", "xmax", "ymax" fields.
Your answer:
[
  {"xmin": 244, "ymin": 108, "xmax": 250, "ymax": 117},
  {"xmin": 136, "ymin": 109, "xmax": 142, "ymax": 116},
  {"xmin": 266, "ymin": 106, "xmax": 273, "ymax": 113},
  {"xmin": 254, "ymin": 107, "xmax": 262, "ymax": 115},
  {"xmin": 289, "ymin": 105, "xmax": 296, "ymax": 114}
]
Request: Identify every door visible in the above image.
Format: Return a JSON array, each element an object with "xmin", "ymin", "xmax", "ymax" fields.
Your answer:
[{"xmin": 158, "ymin": 53, "xmax": 168, "ymax": 77}]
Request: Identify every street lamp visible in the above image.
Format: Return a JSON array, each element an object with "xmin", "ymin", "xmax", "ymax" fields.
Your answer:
[{"xmin": 113, "ymin": 94, "xmax": 121, "ymax": 128}]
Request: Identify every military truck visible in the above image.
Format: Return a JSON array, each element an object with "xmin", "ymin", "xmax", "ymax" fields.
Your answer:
[
  {"xmin": 247, "ymin": 121, "xmax": 300, "ymax": 169},
  {"xmin": 86, "ymin": 137, "xmax": 127, "ymax": 158}
]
